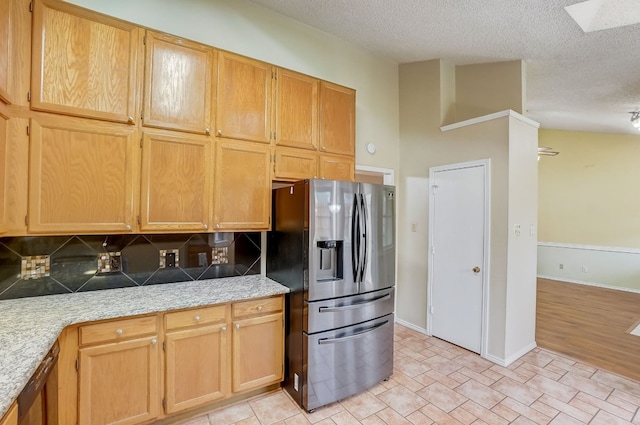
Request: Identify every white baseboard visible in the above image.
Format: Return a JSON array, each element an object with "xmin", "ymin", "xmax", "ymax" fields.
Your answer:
[
  {"xmin": 394, "ymin": 318, "xmax": 429, "ymax": 335},
  {"xmin": 537, "ymin": 275, "xmax": 640, "ymax": 295},
  {"xmin": 483, "ymin": 342, "xmax": 537, "ymax": 367}
]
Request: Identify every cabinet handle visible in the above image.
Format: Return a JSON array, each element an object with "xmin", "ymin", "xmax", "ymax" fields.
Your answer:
[
  {"xmin": 257, "ymin": 306, "xmax": 263, "ymax": 311},
  {"xmin": 217, "ymin": 130, "xmax": 222, "ymax": 136},
  {"xmin": 115, "ymin": 329, "xmax": 123, "ymax": 335},
  {"xmin": 150, "ymin": 338, "xmax": 157, "ymax": 345},
  {"xmin": 235, "ymin": 323, "xmax": 240, "ymax": 329},
  {"xmin": 205, "ymin": 127, "xmax": 210, "ymax": 135},
  {"xmin": 194, "ymin": 315, "xmax": 200, "ymax": 322},
  {"xmin": 127, "ymin": 116, "xmax": 135, "ymax": 125}
]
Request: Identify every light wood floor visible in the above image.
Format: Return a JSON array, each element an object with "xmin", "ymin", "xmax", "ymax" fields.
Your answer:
[{"xmin": 536, "ymin": 278, "xmax": 640, "ymax": 382}]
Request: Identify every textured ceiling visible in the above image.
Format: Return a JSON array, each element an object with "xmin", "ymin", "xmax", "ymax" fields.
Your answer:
[{"xmin": 247, "ymin": 0, "xmax": 640, "ymax": 135}]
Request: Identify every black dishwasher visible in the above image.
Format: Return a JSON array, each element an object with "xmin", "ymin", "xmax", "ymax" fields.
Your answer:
[{"xmin": 17, "ymin": 340, "xmax": 59, "ymax": 425}]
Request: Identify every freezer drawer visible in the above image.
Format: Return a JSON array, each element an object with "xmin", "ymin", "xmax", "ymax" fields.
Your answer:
[
  {"xmin": 306, "ymin": 287, "xmax": 395, "ymax": 334},
  {"xmin": 304, "ymin": 314, "xmax": 394, "ymax": 411}
]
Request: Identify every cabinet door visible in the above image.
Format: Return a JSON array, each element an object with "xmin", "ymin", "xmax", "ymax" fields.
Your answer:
[
  {"xmin": 275, "ymin": 69, "xmax": 318, "ymax": 150},
  {"xmin": 0, "ymin": 402, "xmax": 17, "ymax": 425},
  {"xmin": 232, "ymin": 313, "xmax": 284, "ymax": 393},
  {"xmin": 78, "ymin": 336, "xmax": 160, "ymax": 425},
  {"xmin": 0, "ymin": 0, "xmax": 11, "ymax": 104},
  {"xmin": 0, "ymin": 107, "xmax": 7, "ymax": 234},
  {"xmin": 28, "ymin": 115, "xmax": 137, "ymax": 234},
  {"xmin": 216, "ymin": 52, "xmax": 273, "ymax": 143},
  {"xmin": 140, "ymin": 130, "xmax": 212, "ymax": 232},
  {"xmin": 31, "ymin": 0, "xmax": 142, "ymax": 123},
  {"xmin": 143, "ymin": 31, "xmax": 215, "ymax": 134},
  {"xmin": 319, "ymin": 154, "xmax": 354, "ymax": 182},
  {"xmin": 165, "ymin": 324, "xmax": 228, "ymax": 414},
  {"xmin": 319, "ymin": 81, "xmax": 355, "ymax": 156},
  {"xmin": 274, "ymin": 147, "xmax": 317, "ymax": 181},
  {"xmin": 214, "ymin": 139, "xmax": 271, "ymax": 230}
]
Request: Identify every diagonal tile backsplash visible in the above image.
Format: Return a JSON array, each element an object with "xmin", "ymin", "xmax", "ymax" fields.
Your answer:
[{"xmin": 0, "ymin": 232, "xmax": 261, "ymax": 300}]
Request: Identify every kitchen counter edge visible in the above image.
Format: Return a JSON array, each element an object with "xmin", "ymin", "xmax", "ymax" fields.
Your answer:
[{"xmin": 0, "ymin": 275, "xmax": 289, "ymax": 418}]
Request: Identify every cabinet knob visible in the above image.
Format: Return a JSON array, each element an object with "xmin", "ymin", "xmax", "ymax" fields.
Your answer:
[
  {"xmin": 257, "ymin": 306, "xmax": 263, "ymax": 311},
  {"xmin": 216, "ymin": 224, "xmax": 221, "ymax": 228},
  {"xmin": 150, "ymin": 338, "xmax": 157, "ymax": 345},
  {"xmin": 115, "ymin": 329, "xmax": 123, "ymax": 335},
  {"xmin": 203, "ymin": 224, "xmax": 208, "ymax": 229},
  {"xmin": 127, "ymin": 116, "xmax": 135, "ymax": 125},
  {"xmin": 235, "ymin": 323, "xmax": 240, "ymax": 329},
  {"xmin": 221, "ymin": 326, "xmax": 227, "ymax": 332},
  {"xmin": 125, "ymin": 224, "xmax": 131, "ymax": 231},
  {"xmin": 205, "ymin": 127, "xmax": 211, "ymax": 135},
  {"xmin": 321, "ymin": 146, "xmax": 326, "ymax": 151},
  {"xmin": 217, "ymin": 130, "xmax": 222, "ymax": 136},
  {"xmin": 194, "ymin": 315, "xmax": 200, "ymax": 322}
]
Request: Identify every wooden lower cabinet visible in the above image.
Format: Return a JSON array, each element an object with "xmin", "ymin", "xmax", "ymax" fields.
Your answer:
[
  {"xmin": 78, "ymin": 317, "xmax": 160, "ymax": 425},
  {"xmin": 0, "ymin": 402, "xmax": 17, "ymax": 425},
  {"xmin": 231, "ymin": 297, "xmax": 284, "ymax": 393},
  {"xmin": 164, "ymin": 306, "xmax": 229, "ymax": 414},
  {"xmin": 60, "ymin": 296, "xmax": 284, "ymax": 425}
]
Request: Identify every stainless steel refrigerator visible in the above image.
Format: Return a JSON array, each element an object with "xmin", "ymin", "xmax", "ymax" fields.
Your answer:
[{"xmin": 267, "ymin": 179, "xmax": 395, "ymax": 412}]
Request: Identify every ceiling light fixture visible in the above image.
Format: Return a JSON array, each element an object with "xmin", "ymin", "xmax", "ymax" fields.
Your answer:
[
  {"xmin": 630, "ymin": 111, "xmax": 640, "ymax": 130},
  {"xmin": 538, "ymin": 147, "xmax": 559, "ymax": 157}
]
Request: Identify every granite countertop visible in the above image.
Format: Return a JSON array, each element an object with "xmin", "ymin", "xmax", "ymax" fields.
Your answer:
[{"xmin": 0, "ymin": 275, "xmax": 289, "ymax": 418}]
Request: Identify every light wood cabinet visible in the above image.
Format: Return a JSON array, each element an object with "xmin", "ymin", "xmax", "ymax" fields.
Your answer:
[
  {"xmin": 143, "ymin": 31, "xmax": 215, "ymax": 134},
  {"xmin": 28, "ymin": 115, "xmax": 138, "ymax": 234},
  {"xmin": 140, "ymin": 130, "xmax": 212, "ymax": 232},
  {"xmin": 31, "ymin": 0, "xmax": 142, "ymax": 123},
  {"xmin": 0, "ymin": 402, "xmax": 17, "ymax": 425},
  {"xmin": 164, "ymin": 305, "xmax": 229, "ymax": 414},
  {"xmin": 216, "ymin": 52, "xmax": 273, "ymax": 144},
  {"xmin": 0, "ymin": 0, "xmax": 31, "ymax": 107},
  {"xmin": 0, "ymin": 0, "xmax": 12, "ymax": 104},
  {"xmin": 214, "ymin": 139, "xmax": 271, "ymax": 230},
  {"xmin": 273, "ymin": 146, "xmax": 317, "ymax": 181},
  {"xmin": 231, "ymin": 297, "xmax": 284, "ymax": 393},
  {"xmin": 0, "ymin": 106, "xmax": 7, "ymax": 234},
  {"xmin": 78, "ymin": 317, "xmax": 160, "ymax": 425},
  {"xmin": 319, "ymin": 81, "xmax": 355, "ymax": 156},
  {"xmin": 275, "ymin": 68, "xmax": 318, "ymax": 150},
  {"xmin": 319, "ymin": 153, "xmax": 355, "ymax": 181}
]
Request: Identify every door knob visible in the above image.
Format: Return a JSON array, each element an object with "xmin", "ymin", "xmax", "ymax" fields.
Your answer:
[{"xmin": 472, "ymin": 267, "xmax": 481, "ymax": 273}]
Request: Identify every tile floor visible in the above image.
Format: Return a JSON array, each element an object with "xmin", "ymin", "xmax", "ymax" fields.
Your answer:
[{"xmin": 179, "ymin": 324, "xmax": 640, "ymax": 425}]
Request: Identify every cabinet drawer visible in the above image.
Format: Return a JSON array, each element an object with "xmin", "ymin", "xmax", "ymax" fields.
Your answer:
[
  {"xmin": 232, "ymin": 296, "xmax": 283, "ymax": 318},
  {"xmin": 165, "ymin": 305, "xmax": 227, "ymax": 331},
  {"xmin": 80, "ymin": 316, "xmax": 157, "ymax": 346}
]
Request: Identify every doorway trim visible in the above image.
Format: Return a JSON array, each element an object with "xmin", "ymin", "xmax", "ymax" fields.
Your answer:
[{"xmin": 427, "ymin": 159, "xmax": 491, "ymax": 358}]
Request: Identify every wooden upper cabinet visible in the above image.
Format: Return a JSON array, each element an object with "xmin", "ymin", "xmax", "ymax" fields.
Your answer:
[
  {"xmin": 28, "ymin": 115, "xmax": 138, "ymax": 234},
  {"xmin": 216, "ymin": 52, "xmax": 273, "ymax": 144},
  {"xmin": 319, "ymin": 81, "xmax": 355, "ymax": 156},
  {"xmin": 0, "ymin": 0, "xmax": 11, "ymax": 104},
  {"xmin": 31, "ymin": 0, "xmax": 142, "ymax": 123},
  {"xmin": 273, "ymin": 147, "xmax": 317, "ymax": 181},
  {"xmin": 319, "ymin": 153, "xmax": 354, "ymax": 182},
  {"xmin": 143, "ymin": 31, "xmax": 215, "ymax": 134},
  {"xmin": 275, "ymin": 68, "xmax": 318, "ymax": 150},
  {"xmin": 214, "ymin": 139, "xmax": 271, "ymax": 230},
  {"xmin": 0, "ymin": 106, "xmax": 7, "ymax": 234},
  {"xmin": 140, "ymin": 130, "xmax": 212, "ymax": 232}
]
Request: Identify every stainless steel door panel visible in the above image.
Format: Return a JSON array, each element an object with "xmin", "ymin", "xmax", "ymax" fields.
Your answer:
[
  {"xmin": 304, "ymin": 314, "xmax": 394, "ymax": 411},
  {"xmin": 306, "ymin": 288, "xmax": 395, "ymax": 334},
  {"xmin": 358, "ymin": 184, "xmax": 395, "ymax": 294},
  {"xmin": 308, "ymin": 179, "xmax": 358, "ymax": 301}
]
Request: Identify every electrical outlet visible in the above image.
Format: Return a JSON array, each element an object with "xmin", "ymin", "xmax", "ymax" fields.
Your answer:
[
  {"xmin": 559, "ymin": 263, "xmax": 564, "ymax": 270},
  {"xmin": 582, "ymin": 266, "xmax": 589, "ymax": 273},
  {"xmin": 514, "ymin": 224, "xmax": 521, "ymax": 236},
  {"xmin": 159, "ymin": 249, "xmax": 180, "ymax": 268}
]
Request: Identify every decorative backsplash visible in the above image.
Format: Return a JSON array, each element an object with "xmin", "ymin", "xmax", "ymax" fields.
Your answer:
[{"xmin": 0, "ymin": 232, "xmax": 261, "ymax": 300}]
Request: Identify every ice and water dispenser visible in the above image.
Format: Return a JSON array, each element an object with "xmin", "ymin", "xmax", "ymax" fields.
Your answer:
[{"xmin": 316, "ymin": 240, "xmax": 343, "ymax": 281}]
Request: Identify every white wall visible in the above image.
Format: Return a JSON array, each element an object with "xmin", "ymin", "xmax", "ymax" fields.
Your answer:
[{"xmin": 65, "ymin": 0, "xmax": 400, "ymax": 175}]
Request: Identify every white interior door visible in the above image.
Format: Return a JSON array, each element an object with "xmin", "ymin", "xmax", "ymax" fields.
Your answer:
[{"xmin": 429, "ymin": 161, "xmax": 488, "ymax": 354}]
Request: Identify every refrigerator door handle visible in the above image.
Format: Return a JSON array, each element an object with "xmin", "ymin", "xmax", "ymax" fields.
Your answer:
[
  {"xmin": 317, "ymin": 293, "xmax": 392, "ymax": 313},
  {"xmin": 351, "ymin": 193, "xmax": 360, "ymax": 283},
  {"xmin": 359, "ymin": 194, "xmax": 368, "ymax": 282},
  {"xmin": 317, "ymin": 320, "xmax": 389, "ymax": 344}
]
